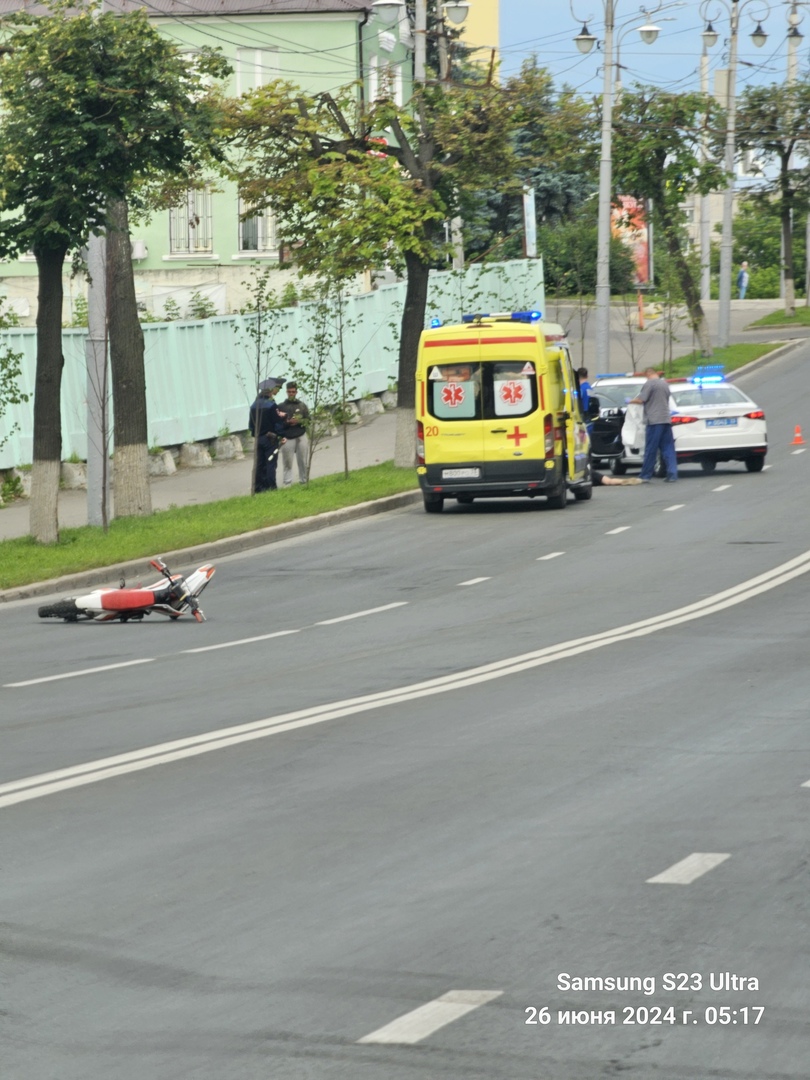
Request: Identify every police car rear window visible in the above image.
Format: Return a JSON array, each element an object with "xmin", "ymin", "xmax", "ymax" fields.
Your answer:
[{"xmin": 428, "ymin": 361, "xmax": 537, "ymax": 421}]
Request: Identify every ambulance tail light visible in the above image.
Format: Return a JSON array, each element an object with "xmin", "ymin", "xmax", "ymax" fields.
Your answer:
[
  {"xmin": 745, "ymin": 409, "xmax": 765, "ymax": 420},
  {"xmin": 544, "ymin": 413, "xmax": 554, "ymax": 457},
  {"xmin": 671, "ymin": 415, "xmax": 698, "ymax": 425},
  {"xmin": 416, "ymin": 420, "xmax": 425, "ymax": 465}
]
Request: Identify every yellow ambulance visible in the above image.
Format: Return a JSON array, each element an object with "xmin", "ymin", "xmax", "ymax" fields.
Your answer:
[{"xmin": 415, "ymin": 312, "xmax": 592, "ymax": 513}]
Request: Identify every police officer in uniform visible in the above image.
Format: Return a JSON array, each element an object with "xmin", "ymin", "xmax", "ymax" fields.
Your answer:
[{"xmin": 249, "ymin": 377, "xmax": 287, "ymax": 493}]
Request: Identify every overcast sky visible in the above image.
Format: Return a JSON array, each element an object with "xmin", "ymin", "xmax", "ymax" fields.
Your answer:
[{"xmin": 497, "ymin": 1, "xmax": 809, "ymax": 93}]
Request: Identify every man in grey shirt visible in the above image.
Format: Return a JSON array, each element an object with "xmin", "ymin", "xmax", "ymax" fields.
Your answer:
[{"xmin": 629, "ymin": 368, "xmax": 677, "ymax": 482}]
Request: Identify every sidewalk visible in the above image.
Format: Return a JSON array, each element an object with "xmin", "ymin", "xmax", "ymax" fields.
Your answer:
[{"xmin": 0, "ymin": 411, "xmax": 398, "ymax": 542}]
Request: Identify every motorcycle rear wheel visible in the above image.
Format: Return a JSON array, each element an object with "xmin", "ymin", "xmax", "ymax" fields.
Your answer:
[{"xmin": 38, "ymin": 599, "xmax": 80, "ymax": 621}]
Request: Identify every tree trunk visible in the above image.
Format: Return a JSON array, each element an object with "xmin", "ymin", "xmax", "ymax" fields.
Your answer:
[
  {"xmin": 30, "ymin": 245, "xmax": 68, "ymax": 544},
  {"xmin": 107, "ymin": 197, "xmax": 152, "ymax": 517},
  {"xmin": 661, "ymin": 209, "xmax": 713, "ymax": 358},
  {"xmin": 394, "ymin": 250, "xmax": 431, "ymax": 467}
]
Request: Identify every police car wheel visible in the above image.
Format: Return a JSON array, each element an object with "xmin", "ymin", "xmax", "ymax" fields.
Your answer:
[
  {"xmin": 700, "ymin": 459, "xmax": 717, "ymax": 473},
  {"xmin": 609, "ymin": 456, "xmax": 627, "ymax": 476},
  {"xmin": 423, "ymin": 494, "xmax": 444, "ymax": 513},
  {"xmin": 745, "ymin": 456, "xmax": 764, "ymax": 473}
]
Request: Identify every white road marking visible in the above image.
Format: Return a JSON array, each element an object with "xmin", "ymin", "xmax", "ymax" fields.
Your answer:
[
  {"xmin": 763, "ymin": 464, "xmax": 772, "ymax": 470},
  {"xmin": 357, "ymin": 990, "xmax": 503, "ymax": 1045},
  {"xmin": 646, "ymin": 853, "xmax": 730, "ymax": 885},
  {"xmin": 663, "ymin": 504, "xmax": 685, "ymax": 512},
  {"xmin": 184, "ymin": 629, "xmax": 300, "ymax": 654},
  {"xmin": 457, "ymin": 577, "xmax": 491, "ymax": 586},
  {"xmin": 791, "ymin": 448, "xmax": 806, "ymax": 455},
  {"xmin": 537, "ymin": 552, "xmax": 565, "ymax": 561},
  {"xmin": 606, "ymin": 526, "xmax": 631, "ymax": 535},
  {"xmin": 801, "ymin": 779, "xmax": 810, "ymax": 788},
  {"xmin": 315, "ymin": 602, "xmax": 408, "ymax": 625},
  {"xmin": 5, "ymin": 658, "xmax": 154, "ymax": 688},
  {"xmin": 713, "ymin": 485, "xmax": 732, "ymax": 492},
  {"xmin": 6, "ymin": 550, "xmax": 810, "ymax": 808}
]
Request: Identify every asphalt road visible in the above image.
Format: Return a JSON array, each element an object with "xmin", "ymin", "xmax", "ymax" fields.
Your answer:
[{"xmin": 1, "ymin": 347, "xmax": 809, "ymax": 1079}]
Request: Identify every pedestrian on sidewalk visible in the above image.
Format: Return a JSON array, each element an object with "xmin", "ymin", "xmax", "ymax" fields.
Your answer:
[
  {"xmin": 277, "ymin": 380, "xmax": 311, "ymax": 485},
  {"xmin": 249, "ymin": 378, "xmax": 287, "ymax": 493},
  {"xmin": 629, "ymin": 368, "xmax": 678, "ymax": 483},
  {"xmin": 736, "ymin": 261, "xmax": 750, "ymax": 300}
]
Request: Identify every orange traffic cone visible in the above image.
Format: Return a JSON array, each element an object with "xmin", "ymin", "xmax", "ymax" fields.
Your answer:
[{"xmin": 792, "ymin": 425, "xmax": 805, "ymax": 446}]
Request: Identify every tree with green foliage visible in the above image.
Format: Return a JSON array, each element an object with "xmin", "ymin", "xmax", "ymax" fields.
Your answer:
[
  {"xmin": 227, "ymin": 69, "xmax": 521, "ymax": 464},
  {"xmin": 0, "ymin": 2, "xmax": 228, "ymax": 542},
  {"xmin": 611, "ymin": 87, "xmax": 726, "ymax": 357},
  {"xmin": 736, "ymin": 78, "xmax": 810, "ymax": 315},
  {"xmin": 0, "ymin": 306, "xmax": 27, "ymax": 454}
]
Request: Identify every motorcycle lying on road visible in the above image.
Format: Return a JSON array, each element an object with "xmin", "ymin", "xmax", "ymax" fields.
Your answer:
[{"xmin": 38, "ymin": 557, "xmax": 215, "ymax": 624}]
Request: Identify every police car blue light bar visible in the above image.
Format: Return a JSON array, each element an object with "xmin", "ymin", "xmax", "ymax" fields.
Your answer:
[
  {"xmin": 690, "ymin": 365, "xmax": 725, "ymax": 385},
  {"xmin": 461, "ymin": 310, "xmax": 543, "ymax": 323}
]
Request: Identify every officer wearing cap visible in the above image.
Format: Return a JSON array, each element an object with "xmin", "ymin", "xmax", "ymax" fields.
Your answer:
[{"xmin": 249, "ymin": 377, "xmax": 287, "ymax": 493}]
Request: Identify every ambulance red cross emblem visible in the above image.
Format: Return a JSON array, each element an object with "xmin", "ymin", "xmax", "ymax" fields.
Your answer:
[{"xmin": 507, "ymin": 426, "xmax": 527, "ymax": 446}]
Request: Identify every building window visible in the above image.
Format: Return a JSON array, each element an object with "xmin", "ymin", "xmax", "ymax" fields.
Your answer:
[
  {"xmin": 369, "ymin": 55, "xmax": 403, "ymax": 106},
  {"xmin": 237, "ymin": 48, "xmax": 280, "ymax": 95},
  {"xmin": 169, "ymin": 190, "xmax": 213, "ymax": 256},
  {"xmin": 238, "ymin": 201, "xmax": 277, "ymax": 255}
]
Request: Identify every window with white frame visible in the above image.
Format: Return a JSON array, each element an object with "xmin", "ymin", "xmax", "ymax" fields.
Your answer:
[
  {"xmin": 169, "ymin": 190, "xmax": 213, "ymax": 256},
  {"xmin": 369, "ymin": 55, "xmax": 403, "ymax": 106},
  {"xmin": 238, "ymin": 200, "xmax": 277, "ymax": 255},
  {"xmin": 237, "ymin": 47, "xmax": 280, "ymax": 95}
]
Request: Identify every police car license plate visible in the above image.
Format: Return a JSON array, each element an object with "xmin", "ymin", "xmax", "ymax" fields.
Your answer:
[
  {"xmin": 442, "ymin": 467, "xmax": 480, "ymax": 478},
  {"xmin": 706, "ymin": 417, "xmax": 738, "ymax": 427}
]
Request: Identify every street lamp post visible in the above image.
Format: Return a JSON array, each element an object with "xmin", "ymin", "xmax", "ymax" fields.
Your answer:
[
  {"xmin": 572, "ymin": 4, "xmax": 665, "ymax": 374},
  {"xmin": 701, "ymin": 0, "xmax": 769, "ymax": 347}
]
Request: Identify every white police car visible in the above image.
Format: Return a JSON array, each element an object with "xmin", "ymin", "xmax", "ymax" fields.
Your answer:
[{"xmin": 595, "ymin": 369, "xmax": 767, "ymax": 474}]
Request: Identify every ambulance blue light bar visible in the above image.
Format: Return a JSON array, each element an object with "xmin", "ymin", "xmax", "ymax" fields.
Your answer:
[
  {"xmin": 429, "ymin": 317, "xmax": 442, "ymax": 327},
  {"xmin": 461, "ymin": 310, "xmax": 543, "ymax": 323},
  {"xmin": 690, "ymin": 365, "xmax": 725, "ymax": 385}
]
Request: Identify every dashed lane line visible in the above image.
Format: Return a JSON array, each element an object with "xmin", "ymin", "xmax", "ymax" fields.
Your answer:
[
  {"xmin": 646, "ymin": 853, "xmax": 730, "ymax": 885},
  {"xmin": 663, "ymin": 504, "xmax": 685, "ymax": 512},
  {"xmin": 184, "ymin": 629, "xmax": 301, "ymax": 654},
  {"xmin": 5, "ymin": 658, "xmax": 155, "ymax": 688},
  {"xmin": 315, "ymin": 602, "xmax": 408, "ymax": 625},
  {"xmin": 357, "ymin": 990, "xmax": 503, "ymax": 1045},
  {"xmin": 457, "ymin": 577, "xmax": 491, "ymax": 586},
  {"xmin": 537, "ymin": 551, "xmax": 565, "ymax": 561},
  {"xmin": 606, "ymin": 526, "xmax": 631, "ymax": 535},
  {"xmin": 713, "ymin": 485, "xmax": 732, "ymax": 492}
]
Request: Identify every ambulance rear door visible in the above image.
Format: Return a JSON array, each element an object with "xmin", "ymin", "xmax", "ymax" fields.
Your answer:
[{"xmin": 422, "ymin": 346, "xmax": 485, "ymax": 473}]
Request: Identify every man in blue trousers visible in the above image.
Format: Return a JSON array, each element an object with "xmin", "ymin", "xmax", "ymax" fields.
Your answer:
[{"xmin": 629, "ymin": 368, "xmax": 677, "ymax": 483}]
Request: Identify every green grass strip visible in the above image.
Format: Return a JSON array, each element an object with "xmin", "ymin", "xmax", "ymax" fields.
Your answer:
[
  {"xmin": 748, "ymin": 307, "xmax": 810, "ymax": 328},
  {"xmin": 0, "ymin": 463, "xmax": 418, "ymax": 590}
]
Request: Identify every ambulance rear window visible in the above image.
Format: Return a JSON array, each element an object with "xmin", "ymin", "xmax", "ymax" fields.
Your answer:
[{"xmin": 427, "ymin": 361, "xmax": 537, "ymax": 421}]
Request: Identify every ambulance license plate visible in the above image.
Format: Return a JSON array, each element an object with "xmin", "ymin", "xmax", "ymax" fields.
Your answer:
[
  {"xmin": 706, "ymin": 417, "xmax": 737, "ymax": 427},
  {"xmin": 442, "ymin": 467, "xmax": 480, "ymax": 478}
]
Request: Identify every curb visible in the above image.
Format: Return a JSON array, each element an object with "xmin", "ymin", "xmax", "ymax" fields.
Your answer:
[{"xmin": 1, "ymin": 489, "xmax": 423, "ymax": 604}]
